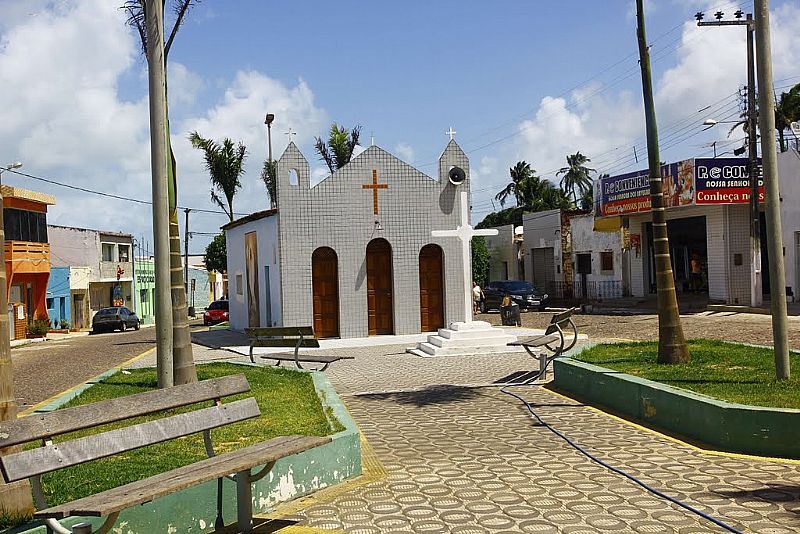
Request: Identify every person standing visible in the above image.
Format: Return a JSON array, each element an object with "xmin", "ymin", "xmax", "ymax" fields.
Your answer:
[
  {"xmin": 472, "ymin": 281, "xmax": 484, "ymax": 314},
  {"xmin": 690, "ymin": 253, "xmax": 703, "ymax": 294}
]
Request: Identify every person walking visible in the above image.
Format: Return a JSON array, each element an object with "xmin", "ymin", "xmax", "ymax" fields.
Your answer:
[{"xmin": 472, "ymin": 281, "xmax": 485, "ymax": 314}]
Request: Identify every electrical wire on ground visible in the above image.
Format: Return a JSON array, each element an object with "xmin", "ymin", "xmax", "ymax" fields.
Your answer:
[{"xmin": 497, "ymin": 353, "xmax": 743, "ymax": 533}]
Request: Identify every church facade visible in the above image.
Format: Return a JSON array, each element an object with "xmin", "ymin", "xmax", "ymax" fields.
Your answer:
[{"xmin": 223, "ymin": 140, "xmax": 471, "ymax": 338}]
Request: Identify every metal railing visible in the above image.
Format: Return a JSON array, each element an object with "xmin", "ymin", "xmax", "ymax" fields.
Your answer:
[{"xmin": 548, "ymin": 280, "xmax": 624, "ymax": 301}]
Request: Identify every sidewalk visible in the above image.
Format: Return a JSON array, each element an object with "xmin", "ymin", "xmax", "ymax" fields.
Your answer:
[{"xmin": 11, "ymin": 330, "xmax": 89, "ymax": 348}]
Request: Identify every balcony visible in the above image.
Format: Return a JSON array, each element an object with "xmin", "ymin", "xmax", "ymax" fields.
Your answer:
[
  {"xmin": 100, "ymin": 261, "xmax": 133, "ymax": 281},
  {"xmin": 4, "ymin": 241, "xmax": 50, "ymax": 274}
]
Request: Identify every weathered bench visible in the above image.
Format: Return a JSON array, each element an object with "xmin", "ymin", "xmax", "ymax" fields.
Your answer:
[
  {"xmin": 247, "ymin": 326, "xmax": 353, "ymax": 371},
  {"xmin": 0, "ymin": 374, "xmax": 330, "ymax": 534},
  {"xmin": 508, "ymin": 308, "xmax": 579, "ymax": 379}
]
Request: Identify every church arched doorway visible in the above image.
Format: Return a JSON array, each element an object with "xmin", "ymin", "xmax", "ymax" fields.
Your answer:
[
  {"xmin": 419, "ymin": 244, "xmax": 445, "ymax": 332},
  {"xmin": 312, "ymin": 247, "xmax": 339, "ymax": 338},
  {"xmin": 366, "ymin": 238, "xmax": 394, "ymax": 335}
]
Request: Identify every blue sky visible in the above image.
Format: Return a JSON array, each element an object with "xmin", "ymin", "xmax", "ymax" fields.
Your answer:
[{"xmin": 1, "ymin": 0, "xmax": 799, "ymax": 252}]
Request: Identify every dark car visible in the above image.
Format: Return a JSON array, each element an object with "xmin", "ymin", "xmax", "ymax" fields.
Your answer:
[
  {"xmin": 203, "ymin": 300, "xmax": 229, "ymax": 326},
  {"xmin": 92, "ymin": 306, "xmax": 140, "ymax": 334},
  {"xmin": 480, "ymin": 280, "xmax": 550, "ymax": 312}
]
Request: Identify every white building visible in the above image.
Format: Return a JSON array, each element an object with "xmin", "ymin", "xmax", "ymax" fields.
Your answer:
[
  {"xmin": 597, "ymin": 152, "xmax": 800, "ymax": 305},
  {"xmin": 522, "ymin": 209, "xmax": 626, "ymax": 300},
  {"xmin": 485, "ymin": 224, "xmax": 524, "ymax": 281},
  {"xmin": 223, "ymin": 140, "xmax": 471, "ymax": 338}
]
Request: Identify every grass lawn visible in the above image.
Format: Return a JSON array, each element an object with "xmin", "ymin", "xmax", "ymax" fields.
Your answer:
[
  {"xmin": 34, "ymin": 363, "xmax": 342, "ymax": 507},
  {"xmin": 574, "ymin": 339, "xmax": 800, "ymax": 409}
]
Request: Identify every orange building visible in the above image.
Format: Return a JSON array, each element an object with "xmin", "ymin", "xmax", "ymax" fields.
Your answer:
[{"xmin": 2, "ymin": 185, "xmax": 56, "ymax": 322}]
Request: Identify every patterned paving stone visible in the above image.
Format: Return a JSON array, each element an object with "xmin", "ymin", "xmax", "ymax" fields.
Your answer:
[{"xmin": 261, "ymin": 342, "xmax": 800, "ymax": 532}]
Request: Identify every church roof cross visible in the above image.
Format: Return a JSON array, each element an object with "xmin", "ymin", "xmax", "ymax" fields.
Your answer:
[
  {"xmin": 446, "ymin": 126, "xmax": 457, "ymax": 141},
  {"xmin": 285, "ymin": 127, "xmax": 297, "ymax": 143},
  {"xmin": 362, "ymin": 169, "xmax": 389, "ymax": 216}
]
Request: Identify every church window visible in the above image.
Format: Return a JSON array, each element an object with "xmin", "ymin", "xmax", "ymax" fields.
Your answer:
[{"xmin": 288, "ymin": 169, "xmax": 299, "ymax": 186}]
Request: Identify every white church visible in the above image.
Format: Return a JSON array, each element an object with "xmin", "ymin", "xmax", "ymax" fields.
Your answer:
[{"xmin": 223, "ymin": 138, "xmax": 477, "ymax": 339}]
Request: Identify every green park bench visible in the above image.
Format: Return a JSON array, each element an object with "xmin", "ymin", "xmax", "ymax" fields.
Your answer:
[
  {"xmin": 246, "ymin": 326, "xmax": 353, "ymax": 371},
  {"xmin": 0, "ymin": 374, "xmax": 330, "ymax": 534}
]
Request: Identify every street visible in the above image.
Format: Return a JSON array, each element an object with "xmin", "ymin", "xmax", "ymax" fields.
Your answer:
[{"xmin": 10, "ymin": 328, "xmax": 155, "ymax": 411}]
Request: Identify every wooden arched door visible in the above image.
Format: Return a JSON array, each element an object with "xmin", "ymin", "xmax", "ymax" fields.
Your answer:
[
  {"xmin": 419, "ymin": 244, "xmax": 445, "ymax": 331},
  {"xmin": 312, "ymin": 247, "xmax": 339, "ymax": 338},
  {"xmin": 366, "ymin": 238, "xmax": 394, "ymax": 335}
]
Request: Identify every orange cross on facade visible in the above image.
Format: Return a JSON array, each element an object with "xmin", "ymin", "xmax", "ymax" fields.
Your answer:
[{"xmin": 362, "ymin": 169, "xmax": 388, "ymax": 215}]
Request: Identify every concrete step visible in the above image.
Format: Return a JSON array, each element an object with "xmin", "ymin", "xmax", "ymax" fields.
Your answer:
[
  {"xmin": 437, "ymin": 327, "xmax": 536, "ymax": 340},
  {"xmin": 415, "ymin": 341, "xmax": 522, "ymax": 356},
  {"xmin": 428, "ymin": 333, "xmax": 517, "ymax": 348}
]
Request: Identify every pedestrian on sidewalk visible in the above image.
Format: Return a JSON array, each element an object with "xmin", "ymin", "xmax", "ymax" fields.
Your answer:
[{"xmin": 472, "ymin": 281, "xmax": 484, "ymax": 314}]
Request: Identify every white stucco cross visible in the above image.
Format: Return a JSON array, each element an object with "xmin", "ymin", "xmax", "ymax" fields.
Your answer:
[
  {"xmin": 285, "ymin": 127, "xmax": 297, "ymax": 143},
  {"xmin": 446, "ymin": 127, "xmax": 457, "ymax": 141},
  {"xmin": 431, "ymin": 191, "xmax": 498, "ymax": 323}
]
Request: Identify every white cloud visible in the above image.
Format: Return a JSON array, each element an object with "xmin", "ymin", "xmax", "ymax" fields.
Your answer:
[{"xmin": 393, "ymin": 142, "xmax": 415, "ymax": 164}]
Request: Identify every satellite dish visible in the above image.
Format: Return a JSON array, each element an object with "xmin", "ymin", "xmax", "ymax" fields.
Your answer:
[{"xmin": 448, "ymin": 166, "xmax": 466, "ymax": 186}]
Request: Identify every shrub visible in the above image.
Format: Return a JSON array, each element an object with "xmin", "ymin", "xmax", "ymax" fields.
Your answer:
[
  {"xmin": 60, "ymin": 319, "xmax": 70, "ymax": 330},
  {"xmin": 28, "ymin": 319, "xmax": 51, "ymax": 337}
]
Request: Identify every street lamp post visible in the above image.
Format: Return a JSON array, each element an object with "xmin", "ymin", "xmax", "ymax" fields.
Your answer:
[
  {"xmin": 696, "ymin": 10, "xmax": 762, "ymax": 308},
  {"xmin": 265, "ymin": 113, "xmax": 275, "ymax": 209}
]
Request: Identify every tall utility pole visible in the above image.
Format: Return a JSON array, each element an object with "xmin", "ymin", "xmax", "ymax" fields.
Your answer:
[
  {"xmin": 184, "ymin": 208, "xmax": 190, "ymax": 291},
  {"xmin": 0, "ymin": 164, "xmax": 34, "ymax": 514},
  {"xmin": 696, "ymin": 10, "xmax": 762, "ymax": 308},
  {"xmin": 145, "ymin": 0, "xmax": 174, "ymax": 388},
  {"xmin": 636, "ymin": 0, "xmax": 690, "ymax": 363},
  {"xmin": 754, "ymin": 0, "xmax": 790, "ymax": 379}
]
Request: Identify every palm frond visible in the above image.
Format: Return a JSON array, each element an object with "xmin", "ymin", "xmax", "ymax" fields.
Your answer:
[
  {"xmin": 121, "ymin": 1, "xmax": 147, "ymax": 55},
  {"xmin": 315, "ymin": 136, "xmax": 335, "ymax": 173}
]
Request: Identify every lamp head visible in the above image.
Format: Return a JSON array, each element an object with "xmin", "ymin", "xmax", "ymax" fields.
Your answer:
[
  {"xmin": 265, "ymin": 113, "xmax": 275, "ymax": 126},
  {"xmin": 703, "ymin": 119, "xmax": 718, "ymax": 126},
  {"xmin": 7, "ymin": 162, "xmax": 22, "ymax": 170}
]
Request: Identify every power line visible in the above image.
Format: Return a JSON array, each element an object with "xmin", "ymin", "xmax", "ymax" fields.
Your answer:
[{"xmin": 2, "ymin": 168, "xmax": 249, "ymax": 218}]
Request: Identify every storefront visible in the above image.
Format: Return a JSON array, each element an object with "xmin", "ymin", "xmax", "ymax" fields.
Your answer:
[{"xmin": 595, "ymin": 155, "xmax": 800, "ymax": 306}]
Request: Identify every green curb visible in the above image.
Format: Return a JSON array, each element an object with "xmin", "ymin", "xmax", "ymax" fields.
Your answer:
[
  {"xmin": 552, "ymin": 356, "xmax": 800, "ymax": 459},
  {"xmin": 10, "ymin": 368, "xmax": 360, "ymax": 534}
]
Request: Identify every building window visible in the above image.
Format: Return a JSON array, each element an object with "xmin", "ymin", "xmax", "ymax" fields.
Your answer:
[
  {"xmin": 3, "ymin": 208, "xmax": 47, "ymax": 243},
  {"xmin": 140, "ymin": 289, "xmax": 147, "ymax": 303},
  {"xmin": 118, "ymin": 244, "xmax": 130, "ymax": 262},
  {"xmin": 576, "ymin": 253, "xmax": 592, "ymax": 274},
  {"xmin": 236, "ymin": 274, "xmax": 243, "ymax": 295},
  {"xmin": 600, "ymin": 251, "xmax": 614, "ymax": 272},
  {"xmin": 102, "ymin": 243, "xmax": 115, "ymax": 262}
]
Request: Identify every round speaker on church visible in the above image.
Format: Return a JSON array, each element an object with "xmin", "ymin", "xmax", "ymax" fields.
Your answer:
[{"xmin": 448, "ymin": 166, "xmax": 466, "ymax": 186}]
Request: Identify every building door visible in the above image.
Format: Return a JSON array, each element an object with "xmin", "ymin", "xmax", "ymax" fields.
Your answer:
[
  {"xmin": 244, "ymin": 231, "xmax": 260, "ymax": 328},
  {"xmin": 419, "ymin": 244, "xmax": 444, "ymax": 332},
  {"xmin": 366, "ymin": 238, "xmax": 394, "ymax": 335},
  {"xmin": 312, "ymin": 247, "xmax": 339, "ymax": 338},
  {"xmin": 532, "ymin": 247, "xmax": 555, "ymax": 292}
]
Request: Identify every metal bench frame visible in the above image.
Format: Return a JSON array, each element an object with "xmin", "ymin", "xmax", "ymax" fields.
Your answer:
[
  {"xmin": 509, "ymin": 308, "xmax": 579, "ymax": 380},
  {"xmin": 247, "ymin": 326, "xmax": 346, "ymax": 371}
]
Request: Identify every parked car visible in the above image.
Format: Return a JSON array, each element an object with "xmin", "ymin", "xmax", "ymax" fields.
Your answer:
[
  {"xmin": 203, "ymin": 300, "xmax": 229, "ymax": 326},
  {"xmin": 480, "ymin": 280, "xmax": 550, "ymax": 312},
  {"xmin": 92, "ymin": 306, "xmax": 140, "ymax": 334}
]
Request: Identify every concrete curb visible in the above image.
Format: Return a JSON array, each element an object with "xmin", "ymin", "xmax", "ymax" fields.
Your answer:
[
  {"xmin": 552, "ymin": 356, "xmax": 800, "ymax": 459},
  {"xmin": 10, "ymin": 366, "xmax": 360, "ymax": 534}
]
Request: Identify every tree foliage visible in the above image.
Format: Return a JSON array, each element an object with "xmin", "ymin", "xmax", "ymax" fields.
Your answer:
[
  {"xmin": 122, "ymin": 1, "xmax": 199, "ymax": 60},
  {"xmin": 471, "ymin": 236, "xmax": 490, "ymax": 287},
  {"xmin": 557, "ymin": 152, "xmax": 595, "ymax": 203},
  {"xmin": 482, "ymin": 161, "xmax": 570, "ymax": 228},
  {"xmin": 314, "ymin": 123, "xmax": 362, "ymax": 173},
  {"xmin": 261, "ymin": 159, "xmax": 277, "ymax": 209},
  {"xmin": 204, "ymin": 234, "xmax": 227, "ymax": 273},
  {"xmin": 776, "ymin": 83, "xmax": 800, "ymax": 152},
  {"xmin": 189, "ymin": 132, "xmax": 247, "ymax": 222}
]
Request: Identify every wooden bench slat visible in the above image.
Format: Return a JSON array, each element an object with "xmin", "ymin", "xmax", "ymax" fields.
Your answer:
[
  {"xmin": 35, "ymin": 435, "xmax": 331, "ymax": 519},
  {"xmin": 246, "ymin": 326, "xmax": 314, "ymax": 337},
  {"xmin": 0, "ymin": 375, "xmax": 250, "ymax": 449},
  {"xmin": 260, "ymin": 354, "xmax": 354, "ymax": 364},
  {"xmin": 1, "ymin": 398, "xmax": 260, "ymax": 483},
  {"xmin": 251, "ymin": 338, "xmax": 320, "ymax": 348}
]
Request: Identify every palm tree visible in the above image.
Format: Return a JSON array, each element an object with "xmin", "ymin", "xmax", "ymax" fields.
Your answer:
[
  {"xmin": 189, "ymin": 133, "xmax": 247, "ymax": 222},
  {"xmin": 124, "ymin": 1, "xmax": 199, "ymax": 386},
  {"xmin": 636, "ymin": 0, "xmax": 689, "ymax": 364},
  {"xmin": 315, "ymin": 123, "xmax": 362, "ymax": 173},
  {"xmin": 775, "ymin": 83, "xmax": 800, "ymax": 153},
  {"xmin": 495, "ymin": 161, "xmax": 534, "ymax": 207},
  {"xmin": 557, "ymin": 152, "xmax": 595, "ymax": 204},
  {"xmin": 261, "ymin": 159, "xmax": 277, "ymax": 209}
]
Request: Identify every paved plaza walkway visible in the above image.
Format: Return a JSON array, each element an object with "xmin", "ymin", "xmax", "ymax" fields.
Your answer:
[{"xmin": 134, "ymin": 341, "xmax": 800, "ymax": 532}]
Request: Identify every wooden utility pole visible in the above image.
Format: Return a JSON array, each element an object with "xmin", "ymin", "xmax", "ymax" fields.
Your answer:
[
  {"xmin": 754, "ymin": 0, "xmax": 790, "ymax": 378},
  {"xmin": 0, "ymin": 184, "xmax": 34, "ymax": 515},
  {"xmin": 636, "ymin": 0, "xmax": 690, "ymax": 363},
  {"xmin": 145, "ymin": 0, "xmax": 174, "ymax": 388}
]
